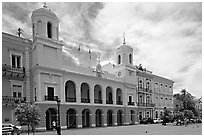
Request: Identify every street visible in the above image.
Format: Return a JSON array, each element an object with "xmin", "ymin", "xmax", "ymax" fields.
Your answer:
[{"xmin": 29, "ymin": 123, "xmax": 202, "ymax": 135}]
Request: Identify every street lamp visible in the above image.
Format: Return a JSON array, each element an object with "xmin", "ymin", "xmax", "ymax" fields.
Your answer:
[{"xmin": 57, "ymin": 97, "xmax": 61, "ymax": 135}]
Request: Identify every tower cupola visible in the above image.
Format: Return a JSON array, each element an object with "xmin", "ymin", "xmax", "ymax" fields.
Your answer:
[{"xmin": 31, "ymin": 3, "xmax": 59, "ymax": 40}]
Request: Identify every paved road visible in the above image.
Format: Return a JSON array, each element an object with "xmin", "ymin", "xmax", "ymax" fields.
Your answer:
[{"xmin": 26, "ymin": 123, "xmax": 202, "ymax": 135}]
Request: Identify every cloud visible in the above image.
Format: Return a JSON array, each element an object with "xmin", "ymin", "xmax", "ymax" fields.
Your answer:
[{"xmin": 2, "ymin": 2, "xmax": 202, "ymax": 98}]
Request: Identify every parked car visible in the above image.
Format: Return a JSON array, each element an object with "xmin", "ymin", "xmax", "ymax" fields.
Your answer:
[
  {"xmin": 175, "ymin": 119, "xmax": 184, "ymax": 126},
  {"xmin": 153, "ymin": 118, "xmax": 163, "ymax": 124},
  {"xmin": 140, "ymin": 118, "xmax": 154, "ymax": 124},
  {"xmin": 2, "ymin": 123, "xmax": 22, "ymax": 135}
]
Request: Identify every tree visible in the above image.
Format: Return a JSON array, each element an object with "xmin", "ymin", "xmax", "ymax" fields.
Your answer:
[
  {"xmin": 183, "ymin": 110, "xmax": 194, "ymax": 119},
  {"xmin": 14, "ymin": 103, "xmax": 40, "ymax": 135},
  {"xmin": 161, "ymin": 107, "xmax": 173, "ymax": 125}
]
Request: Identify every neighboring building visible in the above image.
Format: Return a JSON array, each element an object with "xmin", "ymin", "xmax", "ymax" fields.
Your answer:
[
  {"xmin": 2, "ymin": 4, "xmax": 174, "ymax": 130},
  {"xmin": 195, "ymin": 97, "xmax": 202, "ymax": 119},
  {"xmin": 2, "ymin": 32, "xmax": 32, "ymax": 124}
]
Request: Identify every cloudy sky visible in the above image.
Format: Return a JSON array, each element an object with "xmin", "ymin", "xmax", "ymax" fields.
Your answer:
[{"xmin": 2, "ymin": 2, "xmax": 202, "ymax": 98}]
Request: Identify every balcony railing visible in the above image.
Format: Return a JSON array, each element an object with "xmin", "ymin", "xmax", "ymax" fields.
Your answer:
[
  {"xmin": 66, "ymin": 97, "xmax": 76, "ymax": 102},
  {"xmin": 116, "ymin": 101, "xmax": 123, "ymax": 105},
  {"xmin": 2, "ymin": 96, "xmax": 26, "ymax": 105},
  {"xmin": 81, "ymin": 98, "xmax": 90, "ymax": 103},
  {"xmin": 137, "ymin": 87, "xmax": 152, "ymax": 93},
  {"xmin": 2, "ymin": 64, "xmax": 25, "ymax": 74},
  {"xmin": 44, "ymin": 95, "xmax": 58, "ymax": 101},
  {"xmin": 128, "ymin": 102, "xmax": 135, "ymax": 106},
  {"xmin": 136, "ymin": 102, "xmax": 155, "ymax": 107},
  {"xmin": 94, "ymin": 99, "xmax": 102, "ymax": 104},
  {"xmin": 106, "ymin": 100, "xmax": 113, "ymax": 104}
]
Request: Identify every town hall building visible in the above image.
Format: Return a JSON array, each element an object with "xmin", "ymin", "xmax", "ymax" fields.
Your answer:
[{"xmin": 2, "ymin": 4, "xmax": 174, "ymax": 130}]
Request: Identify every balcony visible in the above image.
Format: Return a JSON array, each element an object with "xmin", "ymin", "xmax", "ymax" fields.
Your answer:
[
  {"xmin": 128, "ymin": 102, "xmax": 135, "ymax": 106},
  {"xmin": 94, "ymin": 99, "xmax": 102, "ymax": 104},
  {"xmin": 116, "ymin": 101, "xmax": 123, "ymax": 105},
  {"xmin": 106, "ymin": 100, "xmax": 113, "ymax": 104},
  {"xmin": 44, "ymin": 95, "xmax": 58, "ymax": 101},
  {"xmin": 2, "ymin": 64, "xmax": 25, "ymax": 78},
  {"xmin": 66, "ymin": 97, "xmax": 76, "ymax": 102},
  {"xmin": 81, "ymin": 98, "xmax": 90, "ymax": 103},
  {"xmin": 137, "ymin": 87, "xmax": 152, "ymax": 93},
  {"xmin": 2, "ymin": 96, "xmax": 26, "ymax": 105},
  {"xmin": 136, "ymin": 102, "xmax": 155, "ymax": 107}
]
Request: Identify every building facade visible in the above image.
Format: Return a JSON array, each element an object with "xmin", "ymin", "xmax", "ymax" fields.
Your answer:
[
  {"xmin": 2, "ymin": 32, "xmax": 32, "ymax": 124},
  {"xmin": 2, "ymin": 4, "xmax": 174, "ymax": 130}
]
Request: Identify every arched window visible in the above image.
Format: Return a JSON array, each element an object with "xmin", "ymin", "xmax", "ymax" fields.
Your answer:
[
  {"xmin": 129, "ymin": 54, "xmax": 132, "ymax": 64},
  {"xmin": 118, "ymin": 55, "xmax": 121, "ymax": 64},
  {"xmin": 47, "ymin": 22, "xmax": 52, "ymax": 38}
]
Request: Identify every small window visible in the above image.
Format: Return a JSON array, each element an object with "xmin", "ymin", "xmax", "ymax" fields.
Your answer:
[
  {"xmin": 47, "ymin": 22, "xmax": 52, "ymax": 38},
  {"xmin": 118, "ymin": 55, "xmax": 121, "ymax": 64},
  {"xmin": 129, "ymin": 54, "xmax": 132, "ymax": 64}
]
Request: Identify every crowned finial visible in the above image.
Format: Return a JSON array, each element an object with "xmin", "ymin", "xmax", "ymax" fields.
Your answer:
[
  {"xmin": 43, "ymin": 2, "xmax": 48, "ymax": 8},
  {"xmin": 123, "ymin": 33, "xmax": 126, "ymax": 44}
]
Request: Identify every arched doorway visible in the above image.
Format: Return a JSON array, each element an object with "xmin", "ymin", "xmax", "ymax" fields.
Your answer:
[
  {"xmin": 106, "ymin": 86, "xmax": 113, "ymax": 104},
  {"xmin": 45, "ymin": 108, "xmax": 57, "ymax": 130},
  {"xmin": 116, "ymin": 88, "xmax": 123, "ymax": 105},
  {"xmin": 65, "ymin": 80, "xmax": 76, "ymax": 102},
  {"xmin": 95, "ymin": 109, "xmax": 103, "ymax": 127},
  {"xmin": 81, "ymin": 83, "xmax": 90, "ymax": 103},
  {"xmin": 94, "ymin": 85, "xmax": 102, "ymax": 104},
  {"xmin": 107, "ymin": 109, "xmax": 113, "ymax": 126},
  {"xmin": 82, "ymin": 109, "xmax": 90, "ymax": 127},
  {"xmin": 117, "ymin": 110, "xmax": 123, "ymax": 126},
  {"xmin": 66, "ymin": 108, "xmax": 77, "ymax": 128},
  {"xmin": 130, "ymin": 110, "xmax": 135, "ymax": 125}
]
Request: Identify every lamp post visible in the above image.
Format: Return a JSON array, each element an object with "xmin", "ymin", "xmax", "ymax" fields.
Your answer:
[{"xmin": 57, "ymin": 97, "xmax": 61, "ymax": 135}]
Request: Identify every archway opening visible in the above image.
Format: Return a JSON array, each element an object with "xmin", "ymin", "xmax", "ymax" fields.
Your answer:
[
  {"xmin": 82, "ymin": 109, "xmax": 90, "ymax": 128},
  {"xmin": 95, "ymin": 109, "xmax": 103, "ymax": 127},
  {"xmin": 117, "ymin": 110, "xmax": 123, "ymax": 126},
  {"xmin": 45, "ymin": 108, "xmax": 57, "ymax": 130},
  {"xmin": 66, "ymin": 108, "xmax": 77, "ymax": 129},
  {"xmin": 65, "ymin": 81, "xmax": 76, "ymax": 102},
  {"xmin": 130, "ymin": 110, "xmax": 135, "ymax": 125},
  {"xmin": 107, "ymin": 110, "xmax": 113, "ymax": 126},
  {"xmin": 94, "ymin": 85, "xmax": 102, "ymax": 104},
  {"xmin": 81, "ymin": 83, "xmax": 90, "ymax": 103}
]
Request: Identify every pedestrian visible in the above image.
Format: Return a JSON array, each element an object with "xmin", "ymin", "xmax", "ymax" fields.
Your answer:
[
  {"xmin": 184, "ymin": 118, "xmax": 187, "ymax": 126},
  {"xmin": 52, "ymin": 120, "xmax": 56, "ymax": 130}
]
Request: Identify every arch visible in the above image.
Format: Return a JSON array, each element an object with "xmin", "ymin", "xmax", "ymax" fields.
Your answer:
[
  {"xmin": 106, "ymin": 86, "xmax": 113, "ymax": 104},
  {"xmin": 94, "ymin": 85, "xmax": 102, "ymax": 104},
  {"xmin": 130, "ymin": 110, "xmax": 135, "ymax": 125},
  {"xmin": 65, "ymin": 80, "xmax": 76, "ymax": 102},
  {"xmin": 45, "ymin": 108, "xmax": 57, "ymax": 130},
  {"xmin": 82, "ymin": 109, "xmax": 91, "ymax": 128},
  {"xmin": 116, "ymin": 88, "xmax": 123, "ymax": 105},
  {"xmin": 95, "ymin": 109, "xmax": 103, "ymax": 127},
  {"xmin": 107, "ymin": 109, "xmax": 113, "ymax": 126},
  {"xmin": 47, "ymin": 22, "xmax": 52, "ymax": 38},
  {"xmin": 66, "ymin": 108, "xmax": 77, "ymax": 129},
  {"xmin": 129, "ymin": 54, "xmax": 132, "ymax": 64},
  {"xmin": 37, "ymin": 20, "xmax": 42, "ymax": 36},
  {"xmin": 81, "ymin": 83, "xmax": 90, "ymax": 103},
  {"xmin": 118, "ymin": 55, "xmax": 121, "ymax": 64},
  {"xmin": 117, "ymin": 110, "xmax": 123, "ymax": 126}
]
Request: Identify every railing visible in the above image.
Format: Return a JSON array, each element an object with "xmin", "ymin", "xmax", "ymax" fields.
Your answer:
[
  {"xmin": 66, "ymin": 97, "xmax": 76, "ymax": 102},
  {"xmin": 2, "ymin": 64, "xmax": 25, "ymax": 74},
  {"xmin": 44, "ymin": 95, "xmax": 58, "ymax": 101},
  {"xmin": 94, "ymin": 99, "xmax": 102, "ymax": 104},
  {"xmin": 116, "ymin": 101, "xmax": 123, "ymax": 105},
  {"xmin": 137, "ymin": 87, "xmax": 152, "ymax": 93},
  {"xmin": 81, "ymin": 98, "xmax": 90, "ymax": 103},
  {"xmin": 136, "ymin": 102, "xmax": 155, "ymax": 107},
  {"xmin": 128, "ymin": 102, "xmax": 135, "ymax": 106},
  {"xmin": 106, "ymin": 100, "xmax": 113, "ymax": 104},
  {"xmin": 2, "ymin": 96, "xmax": 26, "ymax": 104}
]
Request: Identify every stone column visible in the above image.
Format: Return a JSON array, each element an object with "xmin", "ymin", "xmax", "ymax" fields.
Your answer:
[
  {"xmin": 90, "ymin": 113, "xmax": 95, "ymax": 127},
  {"xmin": 25, "ymin": 46, "xmax": 30, "ymax": 102},
  {"xmin": 60, "ymin": 76, "xmax": 64, "ymax": 102},
  {"xmin": 76, "ymin": 114, "xmax": 82, "ymax": 128},
  {"xmin": 102, "ymin": 87, "xmax": 106, "ymax": 105},
  {"xmin": 90, "ymin": 86, "xmax": 94, "ymax": 104},
  {"xmin": 102, "ymin": 114, "xmax": 107, "ymax": 126},
  {"xmin": 76, "ymin": 85, "xmax": 81, "ymax": 104},
  {"xmin": 37, "ymin": 73, "xmax": 42, "ymax": 101},
  {"xmin": 113, "ymin": 89, "xmax": 116, "ymax": 105},
  {"xmin": 113, "ymin": 113, "xmax": 117, "ymax": 126}
]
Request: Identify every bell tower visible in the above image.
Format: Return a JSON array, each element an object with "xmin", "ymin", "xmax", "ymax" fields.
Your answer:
[
  {"xmin": 116, "ymin": 34, "xmax": 133, "ymax": 67},
  {"xmin": 31, "ymin": 3, "xmax": 59, "ymax": 40}
]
